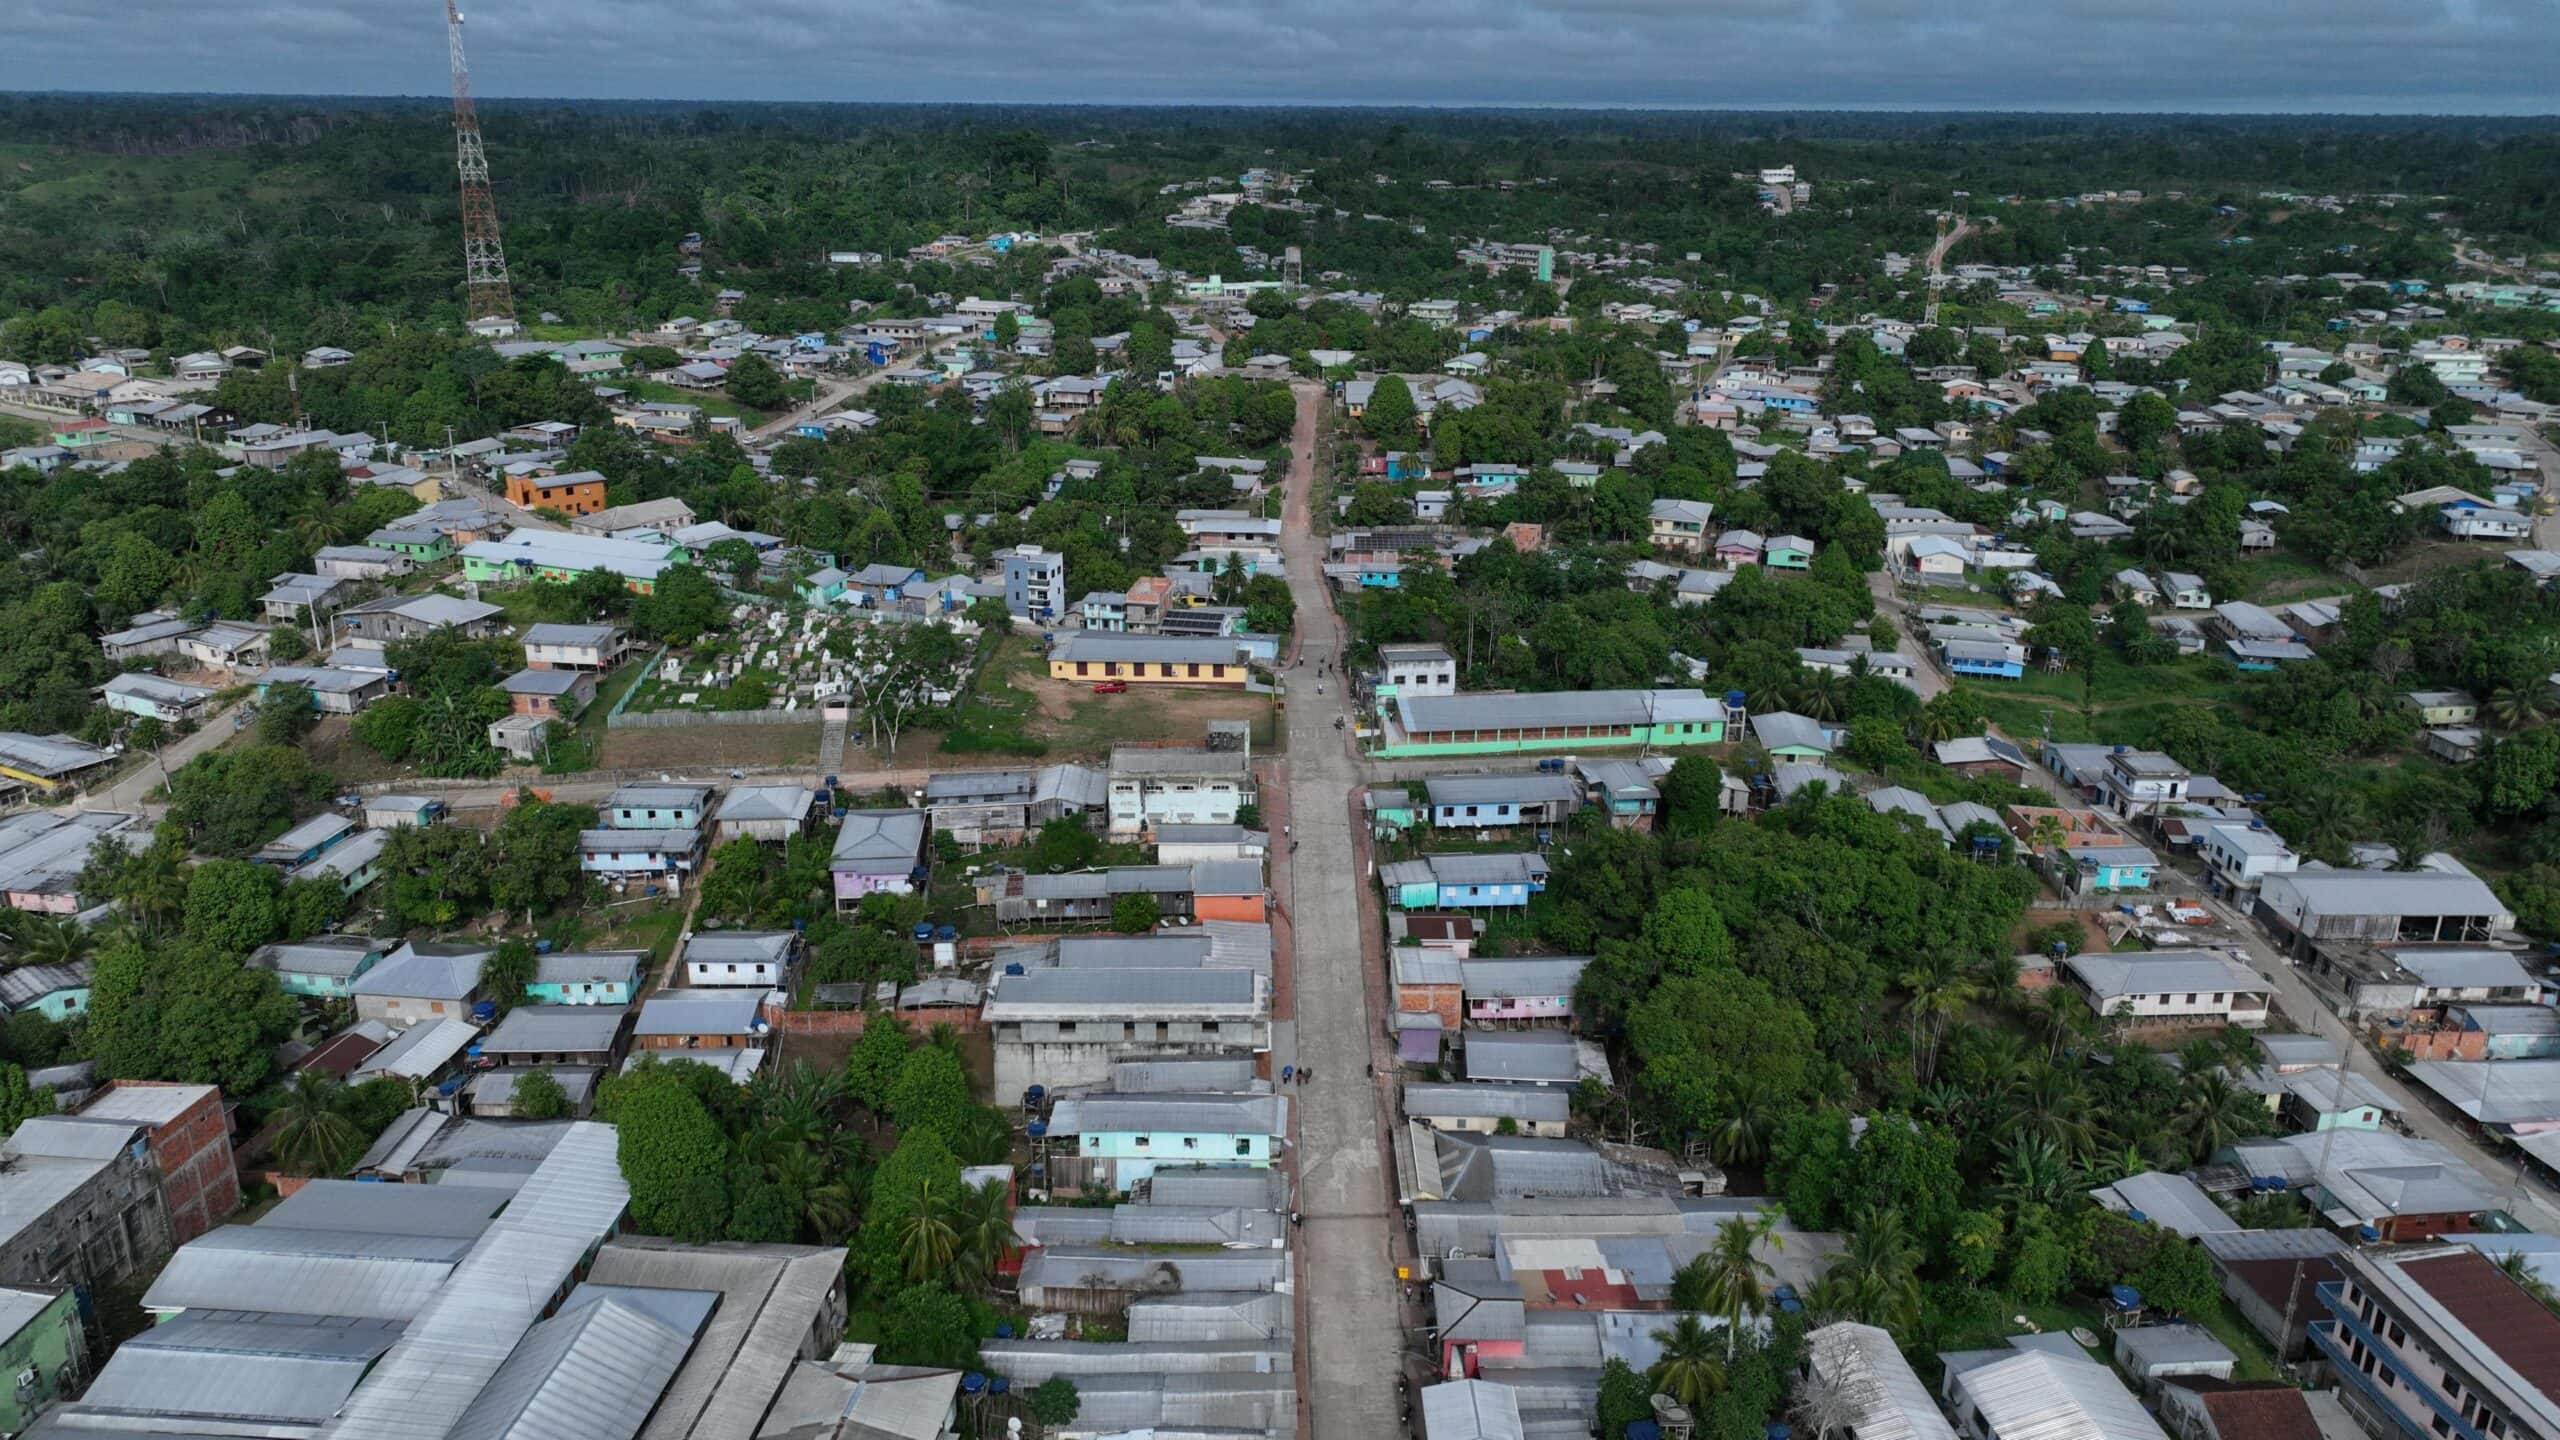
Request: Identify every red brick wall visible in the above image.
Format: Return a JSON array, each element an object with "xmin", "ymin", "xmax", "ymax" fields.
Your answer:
[
  {"xmin": 2387, "ymin": 1027, "xmax": 2486, "ymax": 1062},
  {"xmin": 91, "ymin": 1083, "xmax": 239, "ymax": 1244},
  {"xmin": 1397, "ymin": 982, "xmax": 1462, "ymax": 1029}
]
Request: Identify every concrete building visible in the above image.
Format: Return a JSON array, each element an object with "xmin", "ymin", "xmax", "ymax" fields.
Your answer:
[
  {"xmin": 2312, "ymin": 1244, "xmax": 2560, "ymax": 1440},
  {"xmin": 713, "ymin": 785, "xmax": 816, "ymax": 844},
  {"xmin": 350, "ymin": 941, "xmax": 487, "ymax": 1027},
  {"xmin": 1108, "ymin": 747, "xmax": 1256, "ymax": 839},
  {"xmin": 999, "ymin": 544, "xmax": 1067, "ymax": 622},
  {"xmin": 2061, "ymin": 949, "xmax": 2272, "ymax": 1028},
  {"xmin": 682, "ymin": 930, "xmax": 801, "ymax": 989},
  {"xmin": 1381, "ymin": 689, "xmax": 1726, "ymax": 758},
  {"xmin": 830, "ymin": 809, "xmax": 928, "ymax": 905},
  {"xmin": 0, "ymin": 1116, "xmax": 173, "ymax": 1294},
  {"xmin": 983, "ymin": 967, "xmax": 1269, "ymax": 1096}
]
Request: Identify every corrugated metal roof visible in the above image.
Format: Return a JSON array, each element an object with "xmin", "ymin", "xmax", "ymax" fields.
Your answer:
[
  {"xmin": 319, "ymin": 1123, "xmax": 631, "ymax": 1440},
  {"xmin": 353, "ymin": 1018, "xmax": 479, "ymax": 1081},
  {"xmin": 1461, "ymin": 956, "xmax": 1589, "ymax": 1000},
  {"xmin": 985, "ymin": 967, "xmax": 1259, "ymax": 1015},
  {"xmin": 634, "ymin": 991, "xmax": 767, "ymax": 1036},
  {"xmin": 1046, "ymin": 1092, "xmax": 1286, "ymax": 1138},
  {"xmin": 84, "ymin": 1312, "xmax": 401, "ymax": 1424},
  {"xmin": 1403, "ymin": 1083, "xmax": 1570, "ymax": 1124},
  {"xmin": 1127, "ymin": 1289, "xmax": 1292, "ymax": 1344},
  {"xmin": 1421, "ymin": 1379, "xmax": 1526, "ymax": 1440},
  {"xmin": 444, "ymin": 1285, "xmax": 714, "ymax": 1440},
  {"xmin": 481, "ymin": 1006, "xmax": 628, "ymax": 1055},
  {"xmin": 2088, "ymin": 1171, "xmax": 2238, "ymax": 1237},
  {"xmin": 585, "ymin": 1239, "xmax": 847, "ymax": 1440},
  {"xmin": 1465, "ymin": 1030, "xmax": 1580, "ymax": 1083},
  {"xmin": 2062, "ymin": 949, "xmax": 2262, "ymax": 1000},
  {"xmin": 1144, "ymin": 1166, "xmax": 1288, "ymax": 1209},
  {"xmin": 1807, "ymin": 1322, "xmax": 1957, "ymax": 1440},
  {"xmin": 144, "ymin": 1226, "xmax": 472, "ymax": 1320},
  {"xmin": 1948, "ymin": 1350, "xmax": 2166, "ymax": 1440},
  {"xmin": 261, "ymin": 1178, "xmax": 504, "ymax": 1239}
]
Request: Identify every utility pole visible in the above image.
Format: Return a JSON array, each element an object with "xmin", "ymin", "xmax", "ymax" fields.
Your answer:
[{"xmin": 445, "ymin": 0, "xmax": 516, "ymax": 326}]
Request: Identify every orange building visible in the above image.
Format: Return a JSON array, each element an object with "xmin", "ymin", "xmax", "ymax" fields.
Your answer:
[{"xmin": 506, "ymin": 468, "xmax": 610, "ymax": 516}]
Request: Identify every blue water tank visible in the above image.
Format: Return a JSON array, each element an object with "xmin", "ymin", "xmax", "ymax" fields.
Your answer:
[
  {"xmin": 989, "ymin": 1377, "xmax": 1010, "ymax": 1395},
  {"xmin": 936, "ymin": 924, "xmax": 958, "ymax": 942},
  {"xmin": 1005, "ymin": 963, "xmax": 1026, "ymax": 976},
  {"xmin": 534, "ymin": 939, "xmax": 553, "ymax": 955},
  {"xmin": 2359, "ymin": 1225, "xmax": 2383, "ymax": 1243},
  {"xmin": 1025, "ymin": 1085, "xmax": 1047, "ymax": 1105},
  {"xmin": 2109, "ymin": 1284, "xmax": 2142, "ymax": 1310},
  {"xmin": 2125, "ymin": 1208, "xmax": 2149, "ymax": 1223},
  {"xmin": 1027, "ymin": 1121, "xmax": 1047, "ymax": 1139},
  {"xmin": 960, "ymin": 1373, "xmax": 985, "ymax": 1395},
  {"xmin": 1725, "ymin": 690, "xmax": 1747, "ymax": 708},
  {"xmin": 912, "ymin": 923, "xmax": 935, "ymax": 942},
  {"xmin": 824, "ymin": 775, "xmax": 839, "ymax": 789},
  {"xmin": 995, "ymin": 1322, "xmax": 1014, "ymax": 1339}
]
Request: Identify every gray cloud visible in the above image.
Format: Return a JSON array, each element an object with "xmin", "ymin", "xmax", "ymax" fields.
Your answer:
[{"xmin": 6, "ymin": 0, "xmax": 2558, "ymax": 112}]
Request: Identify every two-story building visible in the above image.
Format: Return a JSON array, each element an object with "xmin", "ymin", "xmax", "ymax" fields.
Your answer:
[
  {"xmin": 519, "ymin": 623, "xmax": 631, "ymax": 672},
  {"xmin": 1648, "ymin": 498, "xmax": 1714, "ymax": 556},
  {"xmin": 2312, "ymin": 1245, "xmax": 2560, "ymax": 1440},
  {"xmin": 604, "ymin": 783, "xmax": 711, "ymax": 831},
  {"xmin": 1375, "ymin": 643, "xmax": 1459, "ymax": 699},
  {"xmin": 500, "ymin": 668, "xmax": 597, "ymax": 720},
  {"xmin": 2200, "ymin": 821, "xmax": 2300, "ymax": 899},
  {"xmin": 983, "ymin": 966, "xmax": 1269, "ymax": 1096},
  {"xmin": 1107, "ymin": 747, "xmax": 1255, "ymax": 840},
  {"xmin": 1462, "ymin": 956, "xmax": 1590, "ymax": 1025},
  {"xmin": 348, "ymin": 941, "xmax": 487, "ymax": 1027},
  {"xmin": 577, "ymin": 828, "xmax": 702, "ymax": 880}
]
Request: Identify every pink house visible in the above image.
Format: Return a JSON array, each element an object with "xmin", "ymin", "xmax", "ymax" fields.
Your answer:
[
  {"xmin": 1715, "ymin": 528, "xmax": 1765, "ymax": 569},
  {"xmin": 1461, "ymin": 956, "xmax": 1589, "ymax": 1025},
  {"xmin": 830, "ymin": 808, "xmax": 927, "ymax": 909}
]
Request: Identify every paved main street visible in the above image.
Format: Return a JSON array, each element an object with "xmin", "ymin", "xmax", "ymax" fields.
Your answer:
[{"xmin": 1273, "ymin": 383, "xmax": 1408, "ymax": 1438}]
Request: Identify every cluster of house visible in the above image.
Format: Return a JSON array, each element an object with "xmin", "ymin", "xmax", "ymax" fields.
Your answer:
[{"xmin": 0, "ymin": 1101, "xmax": 966, "ymax": 1440}]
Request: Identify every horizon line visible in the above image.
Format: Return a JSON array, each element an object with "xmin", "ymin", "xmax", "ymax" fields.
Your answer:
[{"xmin": 3, "ymin": 88, "xmax": 2557, "ymax": 120}]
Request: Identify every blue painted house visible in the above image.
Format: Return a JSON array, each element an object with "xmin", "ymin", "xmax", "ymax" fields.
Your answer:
[
  {"xmin": 577, "ymin": 828, "xmax": 703, "ymax": 877},
  {"xmin": 1942, "ymin": 639, "xmax": 2024, "ymax": 680},
  {"xmin": 528, "ymin": 950, "xmax": 646, "ymax": 1006},
  {"xmin": 1379, "ymin": 851, "xmax": 1550, "ymax": 909},
  {"xmin": 1422, "ymin": 774, "xmax": 1585, "ymax": 831},
  {"xmin": 798, "ymin": 566, "xmax": 850, "ymax": 605}
]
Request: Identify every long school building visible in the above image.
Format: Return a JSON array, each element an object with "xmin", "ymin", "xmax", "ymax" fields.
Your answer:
[
  {"xmin": 1047, "ymin": 633, "xmax": 1252, "ymax": 687},
  {"xmin": 1378, "ymin": 689, "xmax": 1727, "ymax": 758}
]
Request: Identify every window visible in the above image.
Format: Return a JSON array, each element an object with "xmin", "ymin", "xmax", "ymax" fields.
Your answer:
[
  {"xmin": 2184, "ymin": 993, "xmax": 2198, "ymax": 1004},
  {"xmin": 1056, "ymin": 1023, "xmax": 1076, "ymax": 1036},
  {"xmin": 2388, "ymin": 1323, "xmax": 2407, "ymax": 1346},
  {"xmin": 1182, "ymin": 1137, "xmax": 1197, "ymax": 1149},
  {"xmin": 1133, "ymin": 1136, "xmax": 1149, "ymax": 1149},
  {"xmin": 1235, "ymin": 1138, "xmax": 1252, "ymax": 1156},
  {"xmin": 726, "ymin": 964, "xmax": 738, "ymax": 974}
]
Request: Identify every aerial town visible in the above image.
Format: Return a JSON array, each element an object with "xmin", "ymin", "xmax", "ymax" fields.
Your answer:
[{"xmin": 6, "ymin": 32, "xmax": 2560, "ymax": 1440}]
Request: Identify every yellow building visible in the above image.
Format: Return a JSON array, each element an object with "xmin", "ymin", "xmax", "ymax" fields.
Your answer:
[{"xmin": 1047, "ymin": 634, "xmax": 1250, "ymax": 687}]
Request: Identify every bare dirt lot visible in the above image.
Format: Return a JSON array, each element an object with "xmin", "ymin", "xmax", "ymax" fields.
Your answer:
[{"xmin": 600, "ymin": 722, "xmax": 825, "ymax": 770}]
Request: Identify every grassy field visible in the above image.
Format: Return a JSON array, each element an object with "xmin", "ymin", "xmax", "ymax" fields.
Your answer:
[
  {"xmin": 1960, "ymin": 651, "xmax": 2246, "ymax": 750},
  {"xmin": 614, "ymin": 377, "xmax": 772, "ymax": 425}
]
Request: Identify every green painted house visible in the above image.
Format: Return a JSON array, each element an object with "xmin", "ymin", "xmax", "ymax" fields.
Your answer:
[
  {"xmin": 366, "ymin": 525, "xmax": 455, "ymax": 563},
  {"xmin": 0, "ymin": 1286, "xmax": 86, "ymax": 1434},
  {"xmin": 248, "ymin": 936, "xmax": 386, "ymax": 998},
  {"xmin": 1379, "ymin": 689, "xmax": 1727, "ymax": 759},
  {"xmin": 1762, "ymin": 534, "xmax": 1815, "ymax": 570},
  {"xmin": 527, "ymin": 950, "xmax": 646, "ymax": 1007}
]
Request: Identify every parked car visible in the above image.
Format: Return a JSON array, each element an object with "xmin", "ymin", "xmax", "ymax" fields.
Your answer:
[{"xmin": 1092, "ymin": 680, "xmax": 1129, "ymax": 694}]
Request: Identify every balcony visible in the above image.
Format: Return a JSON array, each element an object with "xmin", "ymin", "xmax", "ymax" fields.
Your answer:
[{"xmin": 2310, "ymin": 1290, "xmax": 2484, "ymax": 1440}]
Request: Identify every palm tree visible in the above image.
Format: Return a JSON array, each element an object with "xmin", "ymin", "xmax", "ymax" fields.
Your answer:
[
  {"xmin": 2487, "ymin": 684, "xmax": 2551, "ymax": 732},
  {"xmin": 2024, "ymin": 984, "xmax": 2094, "ymax": 1061},
  {"xmin": 1813, "ymin": 1208, "xmax": 1925, "ymax": 1334},
  {"xmin": 1647, "ymin": 1314, "xmax": 1729, "ymax": 1413},
  {"xmin": 894, "ymin": 1177, "xmax": 962, "ymax": 1284},
  {"xmin": 949, "ymin": 1178, "xmax": 1018, "ymax": 1289},
  {"xmin": 2081, "ymin": 1141, "xmax": 2151, "ymax": 1186},
  {"xmin": 9, "ymin": 915, "xmax": 92, "ymax": 971},
  {"xmin": 1693, "ymin": 1211, "xmax": 1784, "ymax": 1357},
  {"xmin": 273, "ymin": 1073, "xmax": 361, "ymax": 1177},
  {"xmin": 764, "ymin": 1143, "xmax": 856, "ymax": 1242},
  {"xmin": 2174, "ymin": 1071, "xmax": 2261, "ymax": 1164},
  {"xmin": 1712, "ymin": 1078, "xmax": 1778, "ymax": 1168},
  {"xmin": 1990, "ymin": 1134, "xmax": 2078, "ymax": 1210},
  {"xmin": 2005, "ymin": 1063, "xmax": 2095, "ymax": 1154},
  {"xmin": 2289, "ymin": 788, "xmax": 2366, "ymax": 862},
  {"xmin": 1898, "ymin": 956, "xmax": 1978, "ymax": 1086},
  {"xmin": 1792, "ymin": 674, "xmax": 1849, "ymax": 722}
]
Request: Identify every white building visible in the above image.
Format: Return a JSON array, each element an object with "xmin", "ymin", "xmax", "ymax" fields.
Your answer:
[
  {"xmin": 1106, "ymin": 747, "xmax": 1256, "ymax": 840},
  {"xmin": 2062, "ymin": 949, "xmax": 2271, "ymax": 1027}
]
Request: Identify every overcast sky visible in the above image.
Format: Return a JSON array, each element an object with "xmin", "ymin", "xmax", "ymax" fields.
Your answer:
[{"xmin": 10, "ymin": 0, "xmax": 2560, "ymax": 113}]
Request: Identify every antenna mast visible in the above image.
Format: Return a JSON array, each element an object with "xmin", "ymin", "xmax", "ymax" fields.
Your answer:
[{"xmin": 446, "ymin": 1, "xmax": 516, "ymax": 324}]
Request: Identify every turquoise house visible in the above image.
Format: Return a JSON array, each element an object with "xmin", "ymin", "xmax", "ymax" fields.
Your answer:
[
  {"xmin": 2061, "ymin": 842, "xmax": 2158, "ymax": 895},
  {"xmin": 528, "ymin": 950, "xmax": 646, "ymax": 1006},
  {"xmin": 0, "ymin": 963, "xmax": 90, "ymax": 1022},
  {"xmin": 1384, "ymin": 452, "xmax": 1429, "ymax": 482},
  {"xmin": 1364, "ymin": 786, "xmax": 1418, "ymax": 831},
  {"xmin": 1357, "ymin": 566, "xmax": 1402, "ymax": 589},
  {"xmin": 798, "ymin": 566, "xmax": 850, "ymax": 606},
  {"xmin": 605, "ymin": 783, "xmax": 712, "ymax": 831},
  {"xmin": 2451, "ymin": 1004, "xmax": 2560, "ymax": 1060},
  {"xmin": 1762, "ymin": 535, "xmax": 1814, "ymax": 570},
  {"xmin": 1053, "ymin": 1092, "xmax": 1283, "ymax": 1188},
  {"xmin": 247, "ymin": 936, "xmax": 385, "ymax": 998}
]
